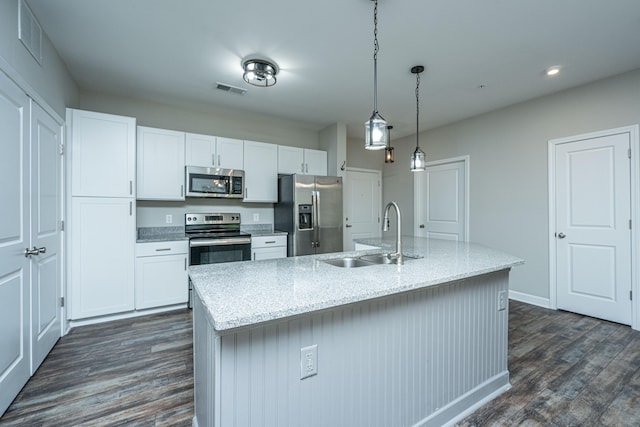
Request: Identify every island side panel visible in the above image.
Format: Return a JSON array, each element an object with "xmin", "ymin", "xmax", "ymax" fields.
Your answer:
[{"xmin": 194, "ymin": 270, "xmax": 510, "ymax": 427}]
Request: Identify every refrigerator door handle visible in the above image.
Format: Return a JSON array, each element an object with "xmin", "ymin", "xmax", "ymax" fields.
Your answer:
[{"xmin": 312, "ymin": 190, "xmax": 320, "ymax": 247}]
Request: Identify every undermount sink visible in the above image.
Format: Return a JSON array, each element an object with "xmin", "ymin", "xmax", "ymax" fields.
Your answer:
[
  {"xmin": 323, "ymin": 254, "xmax": 419, "ymax": 268},
  {"xmin": 322, "ymin": 257, "xmax": 375, "ymax": 268}
]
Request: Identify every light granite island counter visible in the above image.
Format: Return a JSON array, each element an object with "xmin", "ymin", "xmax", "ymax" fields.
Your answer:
[{"xmin": 190, "ymin": 237, "xmax": 523, "ymax": 427}]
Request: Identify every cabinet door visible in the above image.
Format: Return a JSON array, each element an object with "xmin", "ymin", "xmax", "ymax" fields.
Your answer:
[
  {"xmin": 304, "ymin": 148, "xmax": 328, "ymax": 176},
  {"xmin": 185, "ymin": 133, "xmax": 215, "ymax": 168},
  {"xmin": 70, "ymin": 109, "xmax": 136, "ymax": 197},
  {"xmin": 243, "ymin": 140, "xmax": 278, "ymax": 202},
  {"xmin": 137, "ymin": 126, "xmax": 185, "ymax": 200},
  {"xmin": 135, "ymin": 253, "xmax": 188, "ymax": 309},
  {"xmin": 70, "ymin": 197, "xmax": 135, "ymax": 319},
  {"xmin": 216, "ymin": 137, "xmax": 244, "ymax": 170},
  {"xmin": 278, "ymin": 145, "xmax": 304, "ymax": 174}
]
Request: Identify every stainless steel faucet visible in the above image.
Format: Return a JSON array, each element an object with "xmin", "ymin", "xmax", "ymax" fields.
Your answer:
[{"xmin": 383, "ymin": 201, "xmax": 403, "ymax": 265}]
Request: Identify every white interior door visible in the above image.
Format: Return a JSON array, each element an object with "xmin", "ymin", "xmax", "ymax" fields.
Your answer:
[
  {"xmin": 30, "ymin": 101, "xmax": 62, "ymax": 372},
  {"xmin": 0, "ymin": 72, "xmax": 31, "ymax": 415},
  {"xmin": 415, "ymin": 158, "xmax": 467, "ymax": 241},
  {"xmin": 344, "ymin": 169, "xmax": 381, "ymax": 250},
  {"xmin": 555, "ymin": 132, "xmax": 632, "ymax": 325}
]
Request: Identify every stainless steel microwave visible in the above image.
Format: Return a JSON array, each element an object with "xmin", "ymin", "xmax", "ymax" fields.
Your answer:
[{"xmin": 185, "ymin": 166, "xmax": 244, "ymax": 198}]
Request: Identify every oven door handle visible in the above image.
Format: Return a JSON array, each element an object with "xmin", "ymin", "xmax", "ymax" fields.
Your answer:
[{"xmin": 189, "ymin": 237, "xmax": 252, "ymax": 247}]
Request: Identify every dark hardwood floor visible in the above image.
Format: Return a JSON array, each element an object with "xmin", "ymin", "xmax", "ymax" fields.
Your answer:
[
  {"xmin": 2, "ymin": 301, "xmax": 640, "ymax": 426},
  {"xmin": 0, "ymin": 310, "xmax": 194, "ymax": 427}
]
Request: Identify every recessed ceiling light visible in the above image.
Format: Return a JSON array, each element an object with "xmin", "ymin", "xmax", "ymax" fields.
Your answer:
[{"xmin": 545, "ymin": 66, "xmax": 561, "ymax": 76}]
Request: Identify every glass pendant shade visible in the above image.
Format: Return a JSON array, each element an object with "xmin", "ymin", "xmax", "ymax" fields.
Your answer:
[
  {"xmin": 365, "ymin": 113, "xmax": 388, "ymax": 150},
  {"xmin": 385, "ymin": 146, "xmax": 394, "ymax": 163},
  {"xmin": 410, "ymin": 146, "xmax": 426, "ymax": 171}
]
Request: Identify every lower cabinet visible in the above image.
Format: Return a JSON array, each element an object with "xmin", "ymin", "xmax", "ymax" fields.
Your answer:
[
  {"xmin": 135, "ymin": 240, "xmax": 189, "ymax": 309},
  {"xmin": 251, "ymin": 235, "xmax": 287, "ymax": 260},
  {"xmin": 70, "ymin": 197, "xmax": 136, "ymax": 319}
]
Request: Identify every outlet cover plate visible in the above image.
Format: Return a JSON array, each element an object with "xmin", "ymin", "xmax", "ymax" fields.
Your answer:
[{"xmin": 300, "ymin": 344, "xmax": 317, "ymax": 379}]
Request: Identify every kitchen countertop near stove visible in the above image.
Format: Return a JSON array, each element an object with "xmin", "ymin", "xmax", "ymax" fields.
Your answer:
[{"xmin": 190, "ymin": 236, "xmax": 523, "ymax": 332}]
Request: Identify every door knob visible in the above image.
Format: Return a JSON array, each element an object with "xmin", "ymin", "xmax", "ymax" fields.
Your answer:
[
  {"xmin": 346, "ymin": 224, "xmax": 352, "ymax": 228},
  {"xmin": 557, "ymin": 232, "xmax": 566, "ymax": 239},
  {"xmin": 24, "ymin": 246, "xmax": 45, "ymax": 257},
  {"xmin": 419, "ymin": 224, "xmax": 425, "ymax": 229}
]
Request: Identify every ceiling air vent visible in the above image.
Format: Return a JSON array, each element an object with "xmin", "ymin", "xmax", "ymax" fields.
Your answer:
[
  {"xmin": 18, "ymin": 0, "xmax": 43, "ymax": 65},
  {"xmin": 216, "ymin": 82, "xmax": 247, "ymax": 96}
]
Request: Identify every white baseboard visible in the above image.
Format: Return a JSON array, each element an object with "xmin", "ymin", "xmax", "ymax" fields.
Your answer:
[{"xmin": 509, "ymin": 290, "xmax": 551, "ymax": 309}]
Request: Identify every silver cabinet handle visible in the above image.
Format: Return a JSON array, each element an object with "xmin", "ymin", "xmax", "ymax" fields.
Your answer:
[
  {"xmin": 301, "ymin": 163, "xmax": 305, "ymax": 173},
  {"xmin": 155, "ymin": 248, "xmax": 171, "ymax": 252},
  {"xmin": 557, "ymin": 232, "xmax": 566, "ymax": 239},
  {"xmin": 130, "ymin": 180, "xmax": 133, "ymax": 195},
  {"xmin": 218, "ymin": 154, "xmax": 221, "ymax": 166},
  {"xmin": 265, "ymin": 240, "xmax": 276, "ymax": 244},
  {"xmin": 306, "ymin": 163, "xmax": 309, "ymax": 173},
  {"xmin": 212, "ymin": 154, "xmax": 216, "ymax": 166},
  {"xmin": 129, "ymin": 201, "xmax": 133, "ymax": 216}
]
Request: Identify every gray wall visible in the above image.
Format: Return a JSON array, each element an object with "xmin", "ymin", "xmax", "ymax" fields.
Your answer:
[
  {"xmin": 0, "ymin": 1, "xmax": 78, "ymax": 118},
  {"xmin": 346, "ymin": 136, "xmax": 385, "ymax": 171},
  {"xmin": 383, "ymin": 69, "xmax": 640, "ymax": 300},
  {"xmin": 80, "ymin": 90, "xmax": 320, "ymax": 149}
]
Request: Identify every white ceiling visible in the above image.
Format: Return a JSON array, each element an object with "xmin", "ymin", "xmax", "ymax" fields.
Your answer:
[{"xmin": 27, "ymin": 0, "xmax": 640, "ymax": 140}]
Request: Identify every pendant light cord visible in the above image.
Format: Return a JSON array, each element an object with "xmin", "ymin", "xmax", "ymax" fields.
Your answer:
[
  {"xmin": 373, "ymin": 0, "xmax": 379, "ymax": 114},
  {"xmin": 415, "ymin": 71, "xmax": 420, "ymax": 148}
]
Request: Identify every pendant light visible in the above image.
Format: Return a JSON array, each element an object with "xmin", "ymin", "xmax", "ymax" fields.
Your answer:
[
  {"xmin": 364, "ymin": 0, "xmax": 387, "ymax": 150},
  {"xmin": 410, "ymin": 65, "xmax": 426, "ymax": 171},
  {"xmin": 384, "ymin": 125, "xmax": 394, "ymax": 163}
]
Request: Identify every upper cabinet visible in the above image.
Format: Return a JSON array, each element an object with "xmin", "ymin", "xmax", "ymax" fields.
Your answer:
[
  {"xmin": 277, "ymin": 146, "xmax": 327, "ymax": 176},
  {"xmin": 137, "ymin": 126, "xmax": 185, "ymax": 200},
  {"xmin": 69, "ymin": 109, "xmax": 136, "ymax": 197},
  {"xmin": 243, "ymin": 140, "xmax": 278, "ymax": 202},
  {"xmin": 185, "ymin": 133, "xmax": 243, "ymax": 170}
]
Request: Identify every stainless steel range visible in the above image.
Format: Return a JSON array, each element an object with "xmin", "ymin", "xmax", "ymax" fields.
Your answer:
[{"xmin": 186, "ymin": 212, "xmax": 251, "ymax": 307}]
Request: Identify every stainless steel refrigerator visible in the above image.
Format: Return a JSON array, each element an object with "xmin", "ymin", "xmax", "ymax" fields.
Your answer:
[{"xmin": 275, "ymin": 174, "xmax": 343, "ymax": 256}]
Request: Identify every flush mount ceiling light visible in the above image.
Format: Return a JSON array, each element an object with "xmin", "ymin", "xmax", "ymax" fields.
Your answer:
[
  {"xmin": 545, "ymin": 65, "xmax": 561, "ymax": 76},
  {"xmin": 384, "ymin": 125, "xmax": 394, "ymax": 163},
  {"xmin": 364, "ymin": 0, "xmax": 387, "ymax": 150},
  {"xmin": 410, "ymin": 65, "xmax": 426, "ymax": 172},
  {"xmin": 242, "ymin": 58, "xmax": 278, "ymax": 87}
]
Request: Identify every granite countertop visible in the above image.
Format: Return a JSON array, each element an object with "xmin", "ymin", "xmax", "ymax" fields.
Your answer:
[
  {"xmin": 190, "ymin": 236, "xmax": 524, "ymax": 332},
  {"xmin": 249, "ymin": 230, "xmax": 288, "ymax": 237},
  {"xmin": 137, "ymin": 226, "xmax": 188, "ymax": 243}
]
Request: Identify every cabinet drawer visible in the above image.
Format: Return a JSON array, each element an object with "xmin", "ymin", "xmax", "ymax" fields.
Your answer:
[
  {"xmin": 251, "ymin": 235, "xmax": 287, "ymax": 249},
  {"xmin": 136, "ymin": 240, "xmax": 188, "ymax": 257}
]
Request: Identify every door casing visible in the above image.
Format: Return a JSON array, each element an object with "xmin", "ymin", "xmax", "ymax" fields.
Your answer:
[{"xmin": 548, "ymin": 125, "xmax": 640, "ymax": 331}]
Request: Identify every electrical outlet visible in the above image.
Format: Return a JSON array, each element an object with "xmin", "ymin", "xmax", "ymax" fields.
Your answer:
[
  {"xmin": 498, "ymin": 290, "xmax": 507, "ymax": 311},
  {"xmin": 165, "ymin": 214, "xmax": 173, "ymax": 224},
  {"xmin": 300, "ymin": 344, "xmax": 318, "ymax": 379},
  {"xmin": 253, "ymin": 213, "xmax": 260, "ymax": 222}
]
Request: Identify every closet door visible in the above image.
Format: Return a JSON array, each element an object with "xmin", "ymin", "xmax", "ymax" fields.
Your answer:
[
  {"xmin": 0, "ymin": 71, "xmax": 31, "ymax": 416},
  {"xmin": 30, "ymin": 101, "xmax": 62, "ymax": 373}
]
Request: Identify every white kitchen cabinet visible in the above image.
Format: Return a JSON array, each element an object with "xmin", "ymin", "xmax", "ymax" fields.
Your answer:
[
  {"xmin": 304, "ymin": 148, "xmax": 328, "ymax": 175},
  {"xmin": 251, "ymin": 235, "xmax": 287, "ymax": 260},
  {"xmin": 70, "ymin": 197, "xmax": 135, "ymax": 319},
  {"xmin": 277, "ymin": 145, "xmax": 327, "ymax": 176},
  {"xmin": 355, "ymin": 243, "xmax": 381, "ymax": 251},
  {"xmin": 137, "ymin": 126, "xmax": 185, "ymax": 200},
  {"xmin": 185, "ymin": 133, "xmax": 243, "ymax": 170},
  {"xmin": 135, "ymin": 240, "xmax": 188, "ymax": 309},
  {"xmin": 243, "ymin": 140, "xmax": 278, "ymax": 202},
  {"xmin": 69, "ymin": 109, "xmax": 136, "ymax": 197}
]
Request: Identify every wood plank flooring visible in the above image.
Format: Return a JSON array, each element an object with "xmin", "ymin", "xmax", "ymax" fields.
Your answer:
[
  {"xmin": 459, "ymin": 301, "xmax": 640, "ymax": 426},
  {"xmin": 0, "ymin": 310, "xmax": 194, "ymax": 426},
  {"xmin": 2, "ymin": 301, "xmax": 640, "ymax": 426}
]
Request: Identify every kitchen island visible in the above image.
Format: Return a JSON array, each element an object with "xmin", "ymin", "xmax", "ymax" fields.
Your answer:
[{"xmin": 190, "ymin": 237, "xmax": 523, "ymax": 427}]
